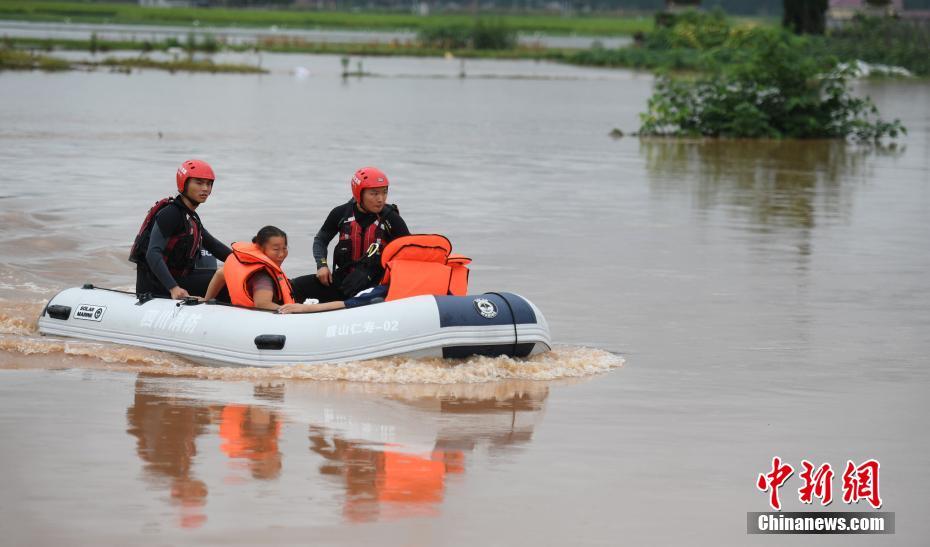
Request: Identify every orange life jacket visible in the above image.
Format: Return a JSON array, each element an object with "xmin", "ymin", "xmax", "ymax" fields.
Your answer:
[
  {"xmin": 224, "ymin": 242, "xmax": 295, "ymax": 308},
  {"xmin": 379, "ymin": 235, "xmax": 471, "ymax": 301}
]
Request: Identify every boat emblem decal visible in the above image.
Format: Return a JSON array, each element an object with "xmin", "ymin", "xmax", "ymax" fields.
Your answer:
[
  {"xmin": 474, "ymin": 298, "xmax": 498, "ymax": 319},
  {"xmin": 74, "ymin": 304, "xmax": 106, "ymax": 322}
]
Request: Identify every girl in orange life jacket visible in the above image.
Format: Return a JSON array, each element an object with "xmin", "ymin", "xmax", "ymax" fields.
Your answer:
[
  {"xmin": 204, "ymin": 226, "xmax": 378, "ymax": 313},
  {"xmin": 289, "ymin": 167, "xmax": 410, "ymax": 304},
  {"xmin": 204, "ymin": 226, "xmax": 294, "ymax": 311}
]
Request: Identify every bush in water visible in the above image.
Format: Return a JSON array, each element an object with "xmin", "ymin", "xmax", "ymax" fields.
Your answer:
[
  {"xmin": 471, "ymin": 19, "xmax": 517, "ymax": 50},
  {"xmin": 418, "ymin": 19, "xmax": 516, "ymax": 51},
  {"xmin": 638, "ymin": 30, "xmax": 905, "ymax": 141},
  {"xmin": 0, "ymin": 48, "xmax": 70, "ymax": 71}
]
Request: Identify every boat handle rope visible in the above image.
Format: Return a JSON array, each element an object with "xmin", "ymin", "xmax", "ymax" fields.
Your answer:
[
  {"xmin": 81, "ymin": 283, "xmax": 136, "ymax": 296},
  {"xmin": 485, "ymin": 292, "xmax": 518, "ymax": 358}
]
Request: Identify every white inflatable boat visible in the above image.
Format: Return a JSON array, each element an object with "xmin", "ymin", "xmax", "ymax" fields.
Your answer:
[{"xmin": 37, "ymin": 285, "xmax": 551, "ymax": 367}]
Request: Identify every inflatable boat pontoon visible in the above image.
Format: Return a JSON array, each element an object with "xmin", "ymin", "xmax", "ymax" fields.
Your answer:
[{"xmin": 37, "ymin": 286, "xmax": 551, "ymax": 367}]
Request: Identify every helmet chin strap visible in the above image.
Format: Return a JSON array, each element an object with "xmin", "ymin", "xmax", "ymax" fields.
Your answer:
[{"xmin": 179, "ymin": 188, "xmax": 199, "ymax": 210}]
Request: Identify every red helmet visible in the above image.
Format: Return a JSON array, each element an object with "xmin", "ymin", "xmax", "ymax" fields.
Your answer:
[
  {"xmin": 350, "ymin": 167, "xmax": 389, "ymax": 203},
  {"xmin": 176, "ymin": 159, "xmax": 215, "ymax": 193}
]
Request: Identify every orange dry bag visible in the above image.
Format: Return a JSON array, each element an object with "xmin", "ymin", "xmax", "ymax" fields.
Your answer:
[{"xmin": 379, "ymin": 235, "xmax": 471, "ymax": 301}]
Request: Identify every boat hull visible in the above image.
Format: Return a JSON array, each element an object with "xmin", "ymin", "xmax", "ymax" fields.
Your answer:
[{"xmin": 37, "ymin": 287, "xmax": 551, "ymax": 367}]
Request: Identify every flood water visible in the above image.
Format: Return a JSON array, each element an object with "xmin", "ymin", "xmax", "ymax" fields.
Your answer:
[{"xmin": 1, "ymin": 54, "xmax": 929, "ymax": 545}]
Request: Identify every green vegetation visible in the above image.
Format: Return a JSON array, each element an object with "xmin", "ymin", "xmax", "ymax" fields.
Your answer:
[
  {"xmin": 638, "ymin": 28, "xmax": 905, "ymax": 141},
  {"xmin": 569, "ymin": 11, "xmax": 769, "ymax": 72},
  {"xmin": 0, "ymin": 0, "xmax": 653, "ymax": 36},
  {"xmin": 569, "ymin": 10, "xmax": 930, "ymax": 76}
]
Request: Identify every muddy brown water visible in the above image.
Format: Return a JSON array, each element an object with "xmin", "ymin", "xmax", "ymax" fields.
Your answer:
[{"xmin": 0, "ymin": 58, "xmax": 928, "ymax": 545}]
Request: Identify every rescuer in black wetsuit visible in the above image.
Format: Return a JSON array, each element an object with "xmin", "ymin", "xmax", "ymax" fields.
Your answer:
[
  {"xmin": 290, "ymin": 167, "xmax": 409, "ymax": 303},
  {"xmin": 131, "ymin": 159, "xmax": 231, "ymax": 299}
]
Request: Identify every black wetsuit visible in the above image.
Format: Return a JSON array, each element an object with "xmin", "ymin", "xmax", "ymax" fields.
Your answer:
[
  {"xmin": 135, "ymin": 198, "xmax": 231, "ymax": 298},
  {"xmin": 291, "ymin": 200, "xmax": 409, "ymax": 303}
]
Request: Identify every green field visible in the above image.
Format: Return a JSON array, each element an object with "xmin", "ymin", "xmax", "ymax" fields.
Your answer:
[{"xmin": 0, "ymin": 0, "xmax": 654, "ymax": 36}]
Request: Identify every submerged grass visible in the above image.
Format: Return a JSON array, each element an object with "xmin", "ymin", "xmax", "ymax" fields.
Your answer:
[
  {"xmin": 95, "ymin": 56, "xmax": 266, "ymax": 74},
  {"xmin": 0, "ymin": 47, "xmax": 69, "ymax": 70},
  {"xmin": 0, "ymin": 45, "xmax": 266, "ymax": 73}
]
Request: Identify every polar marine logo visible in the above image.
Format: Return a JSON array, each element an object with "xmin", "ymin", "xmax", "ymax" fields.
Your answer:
[
  {"xmin": 473, "ymin": 298, "xmax": 498, "ymax": 319},
  {"xmin": 74, "ymin": 304, "xmax": 106, "ymax": 322}
]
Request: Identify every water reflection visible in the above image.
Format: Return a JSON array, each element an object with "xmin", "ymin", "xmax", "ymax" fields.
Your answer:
[
  {"xmin": 309, "ymin": 428, "xmax": 456, "ymax": 522},
  {"xmin": 310, "ymin": 384, "xmax": 548, "ymax": 522},
  {"xmin": 641, "ymin": 139, "xmax": 904, "ymax": 233},
  {"xmin": 125, "ymin": 375, "xmax": 549, "ymax": 527},
  {"xmin": 125, "ymin": 376, "xmax": 214, "ymax": 529},
  {"xmin": 219, "ymin": 405, "xmax": 283, "ymax": 481},
  {"xmin": 126, "ymin": 376, "xmax": 285, "ymax": 528}
]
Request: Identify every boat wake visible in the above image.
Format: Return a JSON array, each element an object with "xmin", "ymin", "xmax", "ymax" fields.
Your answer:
[{"xmin": 1, "ymin": 301, "xmax": 622, "ymax": 383}]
